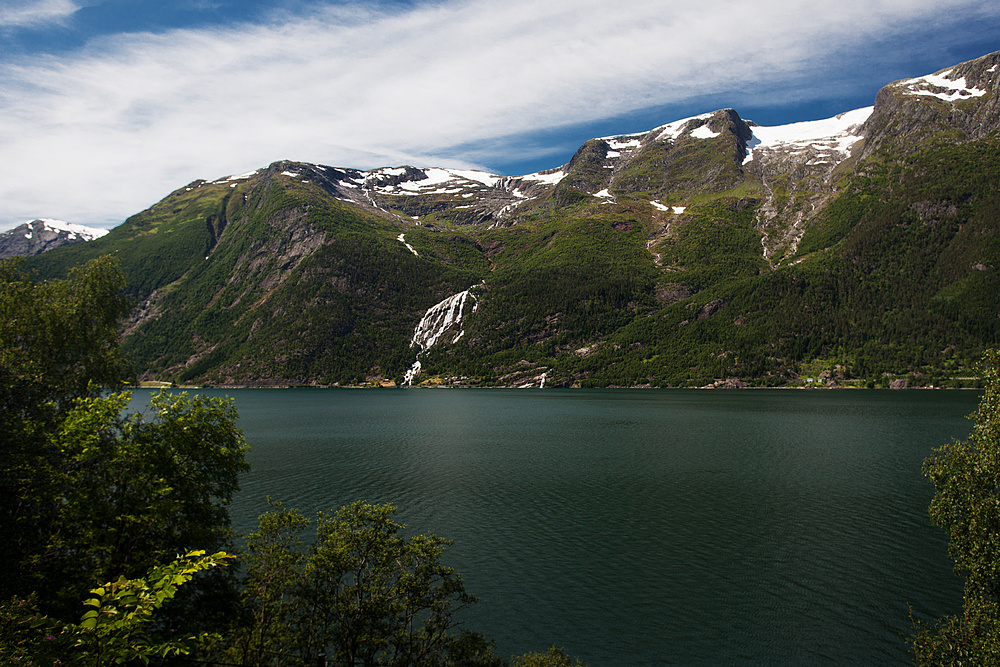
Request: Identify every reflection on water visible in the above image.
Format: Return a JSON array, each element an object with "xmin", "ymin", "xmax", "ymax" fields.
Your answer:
[{"xmin": 130, "ymin": 388, "xmax": 978, "ymax": 665}]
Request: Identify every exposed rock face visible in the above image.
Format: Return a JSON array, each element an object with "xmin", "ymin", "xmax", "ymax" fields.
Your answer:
[
  {"xmin": 655, "ymin": 283, "xmax": 694, "ymax": 305},
  {"xmin": 0, "ymin": 219, "xmax": 108, "ymax": 259},
  {"xmin": 860, "ymin": 51, "xmax": 1000, "ymax": 160},
  {"xmin": 696, "ymin": 299, "xmax": 727, "ymax": 320}
]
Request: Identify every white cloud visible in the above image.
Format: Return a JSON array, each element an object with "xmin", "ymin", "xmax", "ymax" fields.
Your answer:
[
  {"xmin": 0, "ymin": 0, "xmax": 79, "ymax": 28},
  {"xmin": 0, "ymin": 0, "xmax": 998, "ymax": 230}
]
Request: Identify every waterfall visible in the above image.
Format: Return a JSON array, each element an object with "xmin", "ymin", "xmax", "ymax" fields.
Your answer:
[{"xmin": 403, "ymin": 288, "xmax": 479, "ymax": 385}]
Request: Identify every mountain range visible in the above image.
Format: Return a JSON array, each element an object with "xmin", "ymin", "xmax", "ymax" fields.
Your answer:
[{"xmin": 23, "ymin": 49, "xmax": 1000, "ymax": 388}]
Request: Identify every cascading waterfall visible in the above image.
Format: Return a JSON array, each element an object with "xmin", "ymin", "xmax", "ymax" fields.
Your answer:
[{"xmin": 403, "ymin": 288, "xmax": 478, "ymax": 385}]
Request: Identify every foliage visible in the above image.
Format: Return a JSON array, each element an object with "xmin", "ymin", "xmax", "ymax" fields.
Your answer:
[
  {"xmin": 912, "ymin": 351, "xmax": 1000, "ymax": 664},
  {"xmin": 225, "ymin": 501, "xmax": 483, "ymax": 667},
  {"xmin": 0, "ymin": 254, "xmax": 131, "ymax": 417},
  {"xmin": 486, "ymin": 138, "xmax": 1000, "ymax": 387},
  {"xmin": 1, "ymin": 256, "xmax": 132, "ymax": 608},
  {"xmin": 510, "ymin": 646, "xmax": 589, "ymax": 667},
  {"xmin": 1, "ymin": 550, "xmax": 232, "ymax": 665},
  {"xmin": 26, "ymin": 182, "xmax": 236, "ymax": 299},
  {"xmin": 1, "ymin": 256, "xmax": 248, "ymax": 635},
  {"xmin": 20, "ymin": 130, "xmax": 1000, "ymax": 388},
  {"xmin": 24, "ymin": 390, "xmax": 249, "ymax": 614},
  {"xmin": 230, "ymin": 501, "xmax": 310, "ymax": 665},
  {"xmin": 27, "ymin": 177, "xmax": 489, "ymax": 387}
]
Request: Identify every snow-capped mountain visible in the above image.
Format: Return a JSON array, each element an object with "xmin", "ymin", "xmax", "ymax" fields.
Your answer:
[
  {"xmin": 176, "ymin": 51, "xmax": 995, "ymax": 271},
  {"xmin": 0, "ymin": 219, "xmax": 109, "ymax": 259},
  {"xmin": 21, "ymin": 49, "xmax": 1000, "ymax": 389},
  {"xmin": 192, "ymin": 102, "xmax": 874, "ymax": 240}
]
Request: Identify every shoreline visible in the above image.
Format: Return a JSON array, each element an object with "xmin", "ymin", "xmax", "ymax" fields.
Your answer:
[{"xmin": 135, "ymin": 381, "xmax": 981, "ymax": 391}]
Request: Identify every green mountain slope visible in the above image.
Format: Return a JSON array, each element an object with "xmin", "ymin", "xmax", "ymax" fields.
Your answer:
[
  {"xmin": 31, "ymin": 163, "xmax": 489, "ymax": 386},
  {"xmin": 26, "ymin": 50, "xmax": 1000, "ymax": 388}
]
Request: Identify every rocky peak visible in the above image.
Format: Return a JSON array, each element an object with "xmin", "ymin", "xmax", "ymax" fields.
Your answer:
[
  {"xmin": 0, "ymin": 219, "xmax": 109, "ymax": 259},
  {"xmin": 860, "ymin": 49, "xmax": 1000, "ymax": 160}
]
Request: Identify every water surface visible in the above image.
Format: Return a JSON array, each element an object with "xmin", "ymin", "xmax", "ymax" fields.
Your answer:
[{"xmin": 131, "ymin": 388, "xmax": 977, "ymax": 665}]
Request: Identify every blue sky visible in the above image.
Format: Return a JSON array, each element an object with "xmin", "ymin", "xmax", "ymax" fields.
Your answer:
[{"xmin": 1, "ymin": 0, "xmax": 998, "ymax": 231}]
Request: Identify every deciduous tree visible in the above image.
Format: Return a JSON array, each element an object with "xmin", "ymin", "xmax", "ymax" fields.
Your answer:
[
  {"xmin": 228, "ymin": 501, "xmax": 487, "ymax": 667},
  {"xmin": 0, "ymin": 257, "xmax": 248, "ymax": 626},
  {"xmin": 912, "ymin": 350, "xmax": 1000, "ymax": 663},
  {"xmin": 1, "ymin": 256, "xmax": 131, "ymax": 603}
]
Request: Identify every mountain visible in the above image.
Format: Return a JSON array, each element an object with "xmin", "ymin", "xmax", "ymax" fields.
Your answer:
[
  {"xmin": 23, "ymin": 50, "xmax": 1000, "ymax": 388},
  {"xmin": 0, "ymin": 219, "xmax": 109, "ymax": 259}
]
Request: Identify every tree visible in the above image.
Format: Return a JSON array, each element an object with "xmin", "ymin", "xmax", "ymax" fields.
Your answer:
[
  {"xmin": 227, "ymin": 501, "xmax": 485, "ymax": 667},
  {"xmin": 1, "ymin": 256, "xmax": 132, "ymax": 603},
  {"xmin": 229, "ymin": 501, "xmax": 310, "ymax": 666},
  {"xmin": 1, "ymin": 550, "xmax": 232, "ymax": 665},
  {"xmin": 0, "ymin": 255, "xmax": 131, "ymax": 421},
  {"xmin": 0, "ymin": 256, "xmax": 249, "ymax": 627},
  {"xmin": 33, "ymin": 389, "xmax": 249, "ymax": 615},
  {"xmin": 912, "ymin": 350, "xmax": 1000, "ymax": 664}
]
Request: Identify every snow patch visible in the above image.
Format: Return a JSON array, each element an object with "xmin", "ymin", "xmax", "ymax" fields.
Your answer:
[
  {"xmin": 672, "ymin": 206, "xmax": 686, "ymax": 215},
  {"xmin": 606, "ymin": 138, "xmax": 641, "ymax": 150},
  {"xmin": 516, "ymin": 170, "xmax": 566, "ymax": 185},
  {"xmin": 691, "ymin": 125, "xmax": 720, "ymax": 139},
  {"xmin": 214, "ymin": 169, "xmax": 260, "ymax": 184},
  {"xmin": 650, "ymin": 201, "xmax": 669, "ymax": 211},
  {"xmin": 897, "ymin": 70, "xmax": 988, "ymax": 102},
  {"xmin": 373, "ymin": 167, "xmax": 408, "ymax": 177},
  {"xmin": 654, "ymin": 112, "xmax": 714, "ymax": 142},
  {"xmin": 29, "ymin": 219, "xmax": 109, "ymax": 241},
  {"xmin": 742, "ymin": 106, "xmax": 872, "ymax": 165},
  {"xmin": 446, "ymin": 169, "xmax": 502, "ymax": 188},
  {"xmin": 365, "ymin": 167, "xmax": 501, "ymax": 197}
]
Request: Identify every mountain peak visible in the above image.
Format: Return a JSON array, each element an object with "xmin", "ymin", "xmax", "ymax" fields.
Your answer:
[
  {"xmin": 0, "ymin": 219, "xmax": 108, "ymax": 259},
  {"xmin": 860, "ymin": 49, "xmax": 1000, "ymax": 159}
]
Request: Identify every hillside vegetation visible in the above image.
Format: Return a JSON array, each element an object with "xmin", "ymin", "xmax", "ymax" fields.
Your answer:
[{"xmin": 26, "ymin": 51, "xmax": 1000, "ymax": 388}]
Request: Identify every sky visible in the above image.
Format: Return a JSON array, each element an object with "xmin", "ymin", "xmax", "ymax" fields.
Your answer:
[{"xmin": 1, "ymin": 0, "xmax": 999, "ymax": 232}]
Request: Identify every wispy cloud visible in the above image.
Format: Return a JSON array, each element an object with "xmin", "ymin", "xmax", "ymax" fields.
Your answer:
[
  {"xmin": 0, "ymin": 0, "xmax": 79, "ymax": 28},
  {"xmin": 0, "ymin": 0, "xmax": 997, "ymax": 229}
]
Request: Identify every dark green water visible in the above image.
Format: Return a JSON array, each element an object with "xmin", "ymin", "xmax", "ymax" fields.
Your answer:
[{"xmin": 131, "ymin": 388, "xmax": 979, "ymax": 665}]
